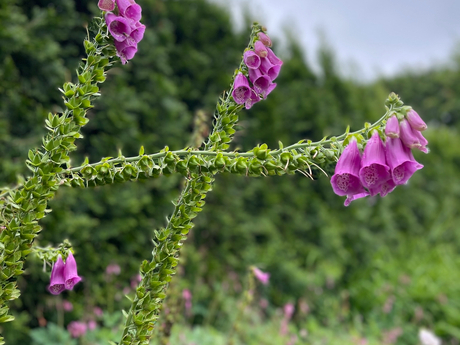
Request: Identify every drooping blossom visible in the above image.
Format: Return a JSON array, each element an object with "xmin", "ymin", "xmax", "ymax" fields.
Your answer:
[
  {"xmin": 105, "ymin": 14, "xmax": 132, "ymax": 42},
  {"xmin": 283, "ymin": 303, "xmax": 295, "ymax": 320},
  {"xmin": 407, "ymin": 109, "xmax": 427, "ymax": 131},
  {"xmin": 399, "ymin": 119, "xmax": 427, "ymax": 152},
  {"xmin": 48, "ymin": 255, "xmax": 66, "ymax": 295},
  {"xmin": 385, "ymin": 115, "xmax": 400, "ymax": 138},
  {"xmin": 245, "ymin": 89, "xmax": 261, "ymax": 110},
  {"xmin": 331, "ymin": 140, "xmax": 365, "ymax": 197},
  {"xmin": 103, "ymin": 0, "xmax": 145, "ymax": 64},
  {"xmin": 232, "ymin": 73, "xmax": 251, "ymax": 104},
  {"xmin": 266, "ymin": 47, "xmax": 283, "ymax": 67},
  {"xmin": 257, "ymin": 32, "xmax": 272, "ymax": 47},
  {"xmin": 385, "ymin": 137, "xmax": 423, "ymax": 185},
  {"xmin": 116, "ymin": 0, "xmax": 142, "ymax": 22},
  {"xmin": 248, "ymin": 68, "xmax": 271, "ymax": 94},
  {"xmin": 254, "ymin": 40, "xmax": 268, "ymax": 57},
  {"xmin": 64, "ymin": 252, "xmax": 82, "ymax": 290},
  {"xmin": 252, "ymin": 267, "xmax": 270, "ymax": 285},
  {"xmin": 67, "ymin": 321, "xmax": 87, "ymax": 338},
  {"xmin": 243, "ymin": 50, "xmax": 261, "ymax": 69},
  {"xmin": 259, "ymin": 57, "xmax": 281, "ymax": 81},
  {"xmin": 359, "ymin": 131, "xmax": 390, "ymax": 194}
]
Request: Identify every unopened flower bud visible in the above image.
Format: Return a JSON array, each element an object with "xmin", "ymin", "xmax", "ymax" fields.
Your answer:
[
  {"xmin": 257, "ymin": 32, "xmax": 272, "ymax": 47},
  {"xmin": 385, "ymin": 115, "xmax": 400, "ymax": 138},
  {"xmin": 406, "ymin": 109, "xmax": 427, "ymax": 131},
  {"xmin": 254, "ymin": 41, "xmax": 268, "ymax": 58}
]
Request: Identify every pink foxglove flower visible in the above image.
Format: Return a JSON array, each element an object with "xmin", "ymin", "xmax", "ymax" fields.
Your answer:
[
  {"xmin": 105, "ymin": 14, "xmax": 132, "ymax": 42},
  {"xmin": 243, "ymin": 50, "xmax": 261, "ymax": 69},
  {"xmin": 407, "ymin": 109, "xmax": 427, "ymax": 131},
  {"xmin": 245, "ymin": 89, "xmax": 261, "ymax": 110},
  {"xmin": 232, "ymin": 73, "xmax": 251, "ymax": 104},
  {"xmin": 64, "ymin": 252, "xmax": 82, "ymax": 290},
  {"xmin": 254, "ymin": 40, "xmax": 268, "ymax": 58},
  {"xmin": 114, "ymin": 38, "xmax": 138, "ymax": 65},
  {"xmin": 400, "ymin": 119, "xmax": 429, "ymax": 153},
  {"xmin": 257, "ymin": 32, "xmax": 272, "ymax": 47},
  {"xmin": 116, "ymin": 0, "xmax": 142, "ymax": 22},
  {"xmin": 48, "ymin": 255, "xmax": 66, "ymax": 295},
  {"xmin": 385, "ymin": 137, "xmax": 423, "ymax": 185},
  {"xmin": 359, "ymin": 131, "xmax": 390, "ymax": 194},
  {"xmin": 98, "ymin": 0, "xmax": 115, "ymax": 11},
  {"xmin": 259, "ymin": 57, "xmax": 281, "ymax": 81},
  {"xmin": 385, "ymin": 115, "xmax": 400, "ymax": 138},
  {"xmin": 248, "ymin": 68, "xmax": 271, "ymax": 94},
  {"xmin": 252, "ymin": 267, "xmax": 270, "ymax": 285},
  {"xmin": 266, "ymin": 47, "xmax": 283, "ymax": 67},
  {"xmin": 331, "ymin": 140, "xmax": 365, "ymax": 197}
]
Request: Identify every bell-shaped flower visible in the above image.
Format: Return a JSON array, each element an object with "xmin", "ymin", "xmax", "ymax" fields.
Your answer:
[
  {"xmin": 114, "ymin": 37, "xmax": 138, "ymax": 64},
  {"xmin": 331, "ymin": 140, "xmax": 365, "ymax": 197},
  {"xmin": 400, "ymin": 119, "xmax": 428, "ymax": 152},
  {"xmin": 130, "ymin": 22, "xmax": 146, "ymax": 43},
  {"xmin": 377, "ymin": 178, "xmax": 397, "ymax": 197},
  {"xmin": 116, "ymin": 0, "xmax": 142, "ymax": 22},
  {"xmin": 359, "ymin": 131, "xmax": 390, "ymax": 194},
  {"xmin": 261, "ymin": 83, "xmax": 277, "ymax": 99},
  {"xmin": 385, "ymin": 137, "xmax": 423, "ymax": 185},
  {"xmin": 232, "ymin": 73, "xmax": 251, "ymax": 105},
  {"xmin": 254, "ymin": 41, "xmax": 268, "ymax": 58},
  {"xmin": 98, "ymin": 0, "xmax": 115, "ymax": 11},
  {"xmin": 266, "ymin": 47, "xmax": 283, "ymax": 66},
  {"xmin": 248, "ymin": 68, "xmax": 271, "ymax": 94},
  {"xmin": 243, "ymin": 50, "xmax": 261, "ymax": 70},
  {"xmin": 259, "ymin": 57, "xmax": 281, "ymax": 81},
  {"xmin": 257, "ymin": 32, "xmax": 272, "ymax": 47},
  {"xmin": 105, "ymin": 13, "xmax": 132, "ymax": 42},
  {"xmin": 407, "ymin": 109, "xmax": 427, "ymax": 131},
  {"xmin": 64, "ymin": 252, "xmax": 82, "ymax": 290},
  {"xmin": 48, "ymin": 255, "xmax": 66, "ymax": 295},
  {"xmin": 245, "ymin": 88, "xmax": 261, "ymax": 109},
  {"xmin": 385, "ymin": 115, "xmax": 400, "ymax": 138}
]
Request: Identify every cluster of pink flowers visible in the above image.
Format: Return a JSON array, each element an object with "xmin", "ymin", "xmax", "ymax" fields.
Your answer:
[
  {"xmin": 98, "ymin": 0, "xmax": 146, "ymax": 64},
  {"xmin": 48, "ymin": 252, "xmax": 82, "ymax": 295},
  {"xmin": 67, "ymin": 320, "xmax": 97, "ymax": 338},
  {"xmin": 331, "ymin": 109, "xmax": 428, "ymax": 206},
  {"xmin": 232, "ymin": 32, "xmax": 283, "ymax": 109}
]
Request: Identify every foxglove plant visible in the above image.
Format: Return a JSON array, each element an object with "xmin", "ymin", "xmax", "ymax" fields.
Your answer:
[{"xmin": 0, "ymin": 2, "xmax": 428, "ymax": 344}]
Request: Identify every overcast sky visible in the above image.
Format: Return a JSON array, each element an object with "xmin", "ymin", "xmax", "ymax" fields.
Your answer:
[{"xmin": 211, "ymin": 0, "xmax": 460, "ymax": 80}]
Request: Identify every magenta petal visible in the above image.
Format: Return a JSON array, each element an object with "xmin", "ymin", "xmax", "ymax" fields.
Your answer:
[
  {"xmin": 406, "ymin": 109, "xmax": 427, "ymax": 131},
  {"xmin": 130, "ymin": 22, "xmax": 146, "ymax": 43},
  {"xmin": 400, "ymin": 119, "xmax": 424, "ymax": 150},
  {"xmin": 385, "ymin": 137, "xmax": 423, "ymax": 185},
  {"xmin": 105, "ymin": 13, "xmax": 132, "ymax": 42},
  {"xmin": 98, "ymin": 0, "xmax": 115, "ymax": 11},
  {"xmin": 243, "ymin": 50, "xmax": 261, "ymax": 69},
  {"xmin": 248, "ymin": 68, "xmax": 271, "ymax": 93},
  {"xmin": 116, "ymin": 0, "xmax": 142, "ymax": 21},
  {"xmin": 266, "ymin": 47, "xmax": 283, "ymax": 66},
  {"xmin": 254, "ymin": 41, "xmax": 268, "ymax": 58},
  {"xmin": 261, "ymin": 83, "xmax": 276, "ymax": 99},
  {"xmin": 259, "ymin": 57, "xmax": 281, "ymax": 81},
  {"xmin": 48, "ymin": 255, "xmax": 66, "ymax": 295},
  {"xmin": 257, "ymin": 32, "xmax": 272, "ymax": 47},
  {"xmin": 115, "ymin": 38, "xmax": 138, "ymax": 64},
  {"xmin": 359, "ymin": 131, "xmax": 390, "ymax": 191},
  {"xmin": 413, "ymin": 129, "xmax": 429, "ymax": 153},
  {"xmin": 385, "ymin": 115, "xmax": 400, "ymax": 138},
  {"xmin": 232, "ymin": 73, "xmax": 251, "ymax": 104},
  {"xmin": 245, "ymin": 88, "xmax": 261, "ymax": 109},
  {"xmin": 330, "ymin": 140, "xmax": 365, "ymax": 196},
  {"xmin": 344, "ymin": 192, "xmax": 369, "ymax": 206},
  {"xmin": 64, "ymin": 252, "xmax": 82, "ymax": 290}
]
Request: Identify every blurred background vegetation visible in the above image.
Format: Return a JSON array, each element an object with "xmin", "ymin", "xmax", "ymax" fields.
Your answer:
[{"xmin": 1, "ymin": 0, "xmax": 459, "ymax": 344}]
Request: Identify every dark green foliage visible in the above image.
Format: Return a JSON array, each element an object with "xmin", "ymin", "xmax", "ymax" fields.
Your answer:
[{"xmin": 1, "ymin": 0, "xmax": 459, "ymax": 343}]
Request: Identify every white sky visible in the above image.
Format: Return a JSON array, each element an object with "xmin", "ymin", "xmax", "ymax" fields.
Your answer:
[{"xmin": 211, "ymin": 0, "xmax": 460, "ymax": 80}]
